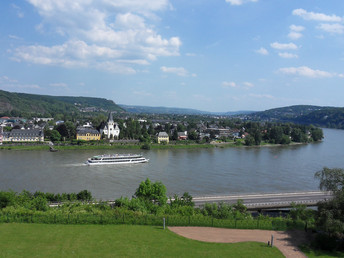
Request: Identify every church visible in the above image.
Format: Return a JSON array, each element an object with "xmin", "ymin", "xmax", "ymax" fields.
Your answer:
[{"xmin": 100, "ymin": 112, "xmax": 120, "ymax": 139}]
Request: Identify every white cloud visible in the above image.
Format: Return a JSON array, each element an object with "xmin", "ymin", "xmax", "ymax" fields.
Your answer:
[
  {"xmin": 0, "ymin": 75, "xmax": 41, "ymax": 90},
  {"xmin": 256, "ymin": 47, "xmax": 269, "ymax": 55},
  {"xmin": 289, "ymin": 25, "xmax": 305, "ymax": 32},
  {"xmin": 133, "ymin": 90, "xmax": 152, "ymax": 96},
  {"xmin": 278, "ymin": 52, "xmax": 298, "ymax": 59},
  {"xmin": 288, "ymin": 25, "xmax": 305, "ymax": 40},
  {"xmin": 8, "ymin": 35, "xmax": 23, "ymax": 40},
  {"xmin": 0, "ymin": 76, "xmax": 18, "ymax": 83},
  {"xmin": 292, "ymin": 8, "xmax": 342, "ymax": 22},
  {"xmin": 222, "ymin": 81, "xmax": 254, "ymax": 88},
  {"xmin": 50, "ymin": 83, "xmax": 68, "ymax": 88},
  {"xmin": 270, "ymin": 42, "xmax": 298, "ymax": 50},
  {"xmin": 225, "ymin": 0, "xmax": 258, "ymax": 6},
  {"xmin": 13, "ymin": 0, "xmax": 181, "ymax": 74},
  {"xmin": 279, "ymin": 66, "xmax": 334, "ymax": 78},
  {"xmin": 161, "ymin": 66, "xmax": 190, "ymax": 77},
  {"xmin": 249, "ymin": 93, "xmax": 274, "ymax": 99},
  {"xmin": 11, "ymin": 4, "xmax": 24, "ymax": 18},
  {"xmin": 243, "ymin": 82, "xmax": 254, "ymax": 87},
  {"xmin": 222, "ymin": 81, "xmax": 237, "ymax": 88},
  {"xmin": 317, "ymin": 23, "xmax": 344, "ymax": 34},
  {"xmin": 288, "ymin": 32, "xmax": 303, "ymax": 40}
]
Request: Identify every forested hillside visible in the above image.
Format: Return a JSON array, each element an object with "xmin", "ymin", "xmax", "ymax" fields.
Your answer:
[
  {"xmin": 0, "ymin": 90, "xmax": 124, "ymax": 118},
  {"xmin": 248, "ymin": 105, "xmax": 344, "ymax": 129}
]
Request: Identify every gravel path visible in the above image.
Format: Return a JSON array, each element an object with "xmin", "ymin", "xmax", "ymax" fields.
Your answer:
[{"xmin": 169, "ymin": 227, "xmax": 308, "ymax": 258}]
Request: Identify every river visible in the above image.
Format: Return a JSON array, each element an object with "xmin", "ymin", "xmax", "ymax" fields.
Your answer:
[{"xmin": 0, "ymin": 128, "xmax": 343, "ymax": 200}]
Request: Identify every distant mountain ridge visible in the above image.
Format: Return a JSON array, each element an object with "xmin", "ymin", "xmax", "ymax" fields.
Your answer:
[
  {"xmin": 1, "ymin": 90, "xmax": 343, "ymax": 129},
  {"xmin": 0, "ymin": 90, "xmax": 124, "ymax": 117},
  {"xmin": 119, "ymin": 104, "xmax": 254, "ymax": 116},
  {"xmin": 247, "ymin": 105, "xmax": 344, "ymax": 129}
]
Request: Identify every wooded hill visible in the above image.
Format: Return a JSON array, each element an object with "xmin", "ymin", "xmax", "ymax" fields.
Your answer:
[
  {"xmin": 248, "ymin": 105, "xmax": 344, "ymax": 129},
  {"xmin": 0, "ymin": 90, "xmax": 124, "ymax": 118}
]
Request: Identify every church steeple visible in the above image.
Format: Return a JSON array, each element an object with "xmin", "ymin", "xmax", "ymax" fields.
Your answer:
[{"xmin": 108, "ymin": 112, "xmax": 114, "ymax": 123}]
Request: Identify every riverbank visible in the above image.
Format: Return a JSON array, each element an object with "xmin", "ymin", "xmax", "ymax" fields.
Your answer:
[
  {"xmin": 0, "ymin": 142, "xmax": 216, "ymax": 151},
  {"xmin": 0, "ymin": 140, "xmax": 310, "ymax": 151}
]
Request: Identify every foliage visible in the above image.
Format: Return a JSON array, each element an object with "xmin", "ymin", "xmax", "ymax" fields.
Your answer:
[
  {"xmin": 315, "ymin": 167, "xmax": 344, "ymax": 193},
  {"xmin": 248, "ymin": 104, "xmax": 344, "ymax": 130},
  {"xmin": 289, "ymin": 203, "xmax": 316, "ymax": 223},
  {"xmin": 134, "ymin": 178, "xmax": 167, "ymax": 206},
  {"xmin": 0, "ymin": 89, "xmax": 123, "ymax": 118},
  {"xmin": 314, "ymin": 167, "xmax": 344, "ymax": 250},
  {"xmin": 47, "ymin": 129, "xmax": 61, "ymax": 142},
  {"xmin": 170, "ymin": 192, "xmax": 194, "ymax": 208},
  {"xmin": 76, "ymin": 190, "xmax": 93, "ymax": 201}
]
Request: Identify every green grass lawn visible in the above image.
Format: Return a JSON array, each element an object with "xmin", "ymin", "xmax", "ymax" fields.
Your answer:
[{"xmin": 0, "ymin": 223, "xmax": 283, "ymax": 257}]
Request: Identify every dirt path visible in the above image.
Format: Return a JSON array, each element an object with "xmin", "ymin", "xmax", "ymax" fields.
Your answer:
[{"xmin": 169, "ymin": 227, "xmax": 308, "ymax": 258}]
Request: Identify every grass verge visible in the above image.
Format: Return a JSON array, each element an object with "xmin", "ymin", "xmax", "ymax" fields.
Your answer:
[{"xmin": 0, "ymin": 223, "xmax": 283, "ymax": 257}]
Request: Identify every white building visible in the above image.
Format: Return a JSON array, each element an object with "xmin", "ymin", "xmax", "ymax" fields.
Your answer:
[{"xmin": 100, "ymin": 112, "xmax": 120, "ymax": 139}]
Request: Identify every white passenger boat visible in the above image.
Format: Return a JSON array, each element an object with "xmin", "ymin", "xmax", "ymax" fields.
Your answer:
[{"xmin": 86, "ymin": 153, "xmax": 149, "ymax": 165}]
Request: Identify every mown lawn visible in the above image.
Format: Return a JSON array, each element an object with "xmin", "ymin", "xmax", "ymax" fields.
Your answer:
[{"xmin": 0, "ymin": 223, "xmax": 283, "ymax": 257}]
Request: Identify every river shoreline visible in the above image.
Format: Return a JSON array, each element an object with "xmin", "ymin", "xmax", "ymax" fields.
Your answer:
[{"xmin": 0, "ymin": 140, "xmax": 312, "ymax": 151}]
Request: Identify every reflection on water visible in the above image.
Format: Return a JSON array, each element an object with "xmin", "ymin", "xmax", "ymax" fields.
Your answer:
[{"xmin": 1, "ymin": 129, "xmax": 344, "ymax": 200}]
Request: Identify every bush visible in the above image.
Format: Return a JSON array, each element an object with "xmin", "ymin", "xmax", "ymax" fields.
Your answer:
[
  {"xmin": 0, "ymin": 191, "xmax": 15, "ymax": 209},
  {"xmin": 312, "ymin": 233, "xmax": 338, "ymax": 251}
]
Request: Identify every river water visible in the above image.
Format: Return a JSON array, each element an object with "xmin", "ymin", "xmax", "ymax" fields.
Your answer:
[{"xmin": 0, "ymin": 128, "xmax": 343, "ymax": 200}]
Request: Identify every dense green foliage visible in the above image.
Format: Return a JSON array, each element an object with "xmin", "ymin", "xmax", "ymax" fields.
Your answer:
[
  {"xmin": 315, "ymin": 168, "xmax": 344, "ymax": 239},
  {"xmin": 248, "ymin": 105, "xmax": 344, "ymax": 129},
  {"xmin": 302, "ymin": 167, "xmax": 344, "ymax": 252},
  {"xmin": 0, "ymin": 89, "xmax": 123, "ymax": 118},
  {"xmin": 0, "ymin": 179, "xmax": 311, "ymax": 232},
  {"xmin": 243, "ymin": 121, "xmax": 322, "ymax": 146}
]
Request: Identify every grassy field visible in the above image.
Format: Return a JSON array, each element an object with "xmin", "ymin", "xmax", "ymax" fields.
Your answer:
[{"xmin": 0, "ymin": 223, "xmax": 283, "ymax": 257}]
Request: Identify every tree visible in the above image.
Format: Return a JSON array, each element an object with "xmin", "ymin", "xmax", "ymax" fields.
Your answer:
[
  {"xmin": 188, "ymin": 131, "xmax": 198, "ymax": 141},
  {"xmin": 315, "ymin": 167, "xmax": 344, "ymax": 193},
  {"xmin": 56, "ymin": 123, "xmax": 69, "ymax": 139},
  {"xmin": 252, "ymin": 129, "xmax": 262, "ymax": 145},
  {"xmin": 311, "ymin": 128, "xmax": 324, "ymax": 142},
  {"xmin": 315, "ymin": 167, "xmax": 344, "ymax": 239},
  {"xmin": 244, "ymin": 135, "xmax": 255, "ymax": 146},
  {"xmin": 135, "ymin": 178, "xmax": 167, "ymax": 206},
  {"xmin": 64, "ymin": 121, "xmax": 76, "ymax": 139},
  {"xmin": 172, "ymin": 129, "xmax": 179, "ymax": 141},
  {"xmin": 49, "ymin": 130, "xmax": 61, "ymax": 142},
  {"xmin": 76, "ymin": 190, "xmax": 92, "ymax": 201}
]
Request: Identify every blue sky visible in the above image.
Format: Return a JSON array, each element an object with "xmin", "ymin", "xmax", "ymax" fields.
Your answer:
[{"xmin": 1, "ymin": 0, "xmax": 344, "ymax": 112}]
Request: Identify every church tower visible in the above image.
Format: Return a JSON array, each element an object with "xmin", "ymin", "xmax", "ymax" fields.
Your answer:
[
  {"xmin": 100, "ymin": 112, "xmax": 120, "ymax": 139},
  {"xmin": 107, "ymin": 112, "xmax": 115, "ymax": 138}
]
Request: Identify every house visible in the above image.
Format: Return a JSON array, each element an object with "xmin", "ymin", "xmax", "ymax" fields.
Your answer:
[
  {"xmin": 157, "ymin": 132, "xmax": 169, "ymax": 144},
  {"xmin": 76, "ymin": 128, "xmax": 101, "ymax": 141},
  {"xmin": 178, "ymin": 131, "xmax": 188, "ymax": 140},
  {"xmin": 3, "ymin": 129, "xmax": 44, "ymax": 142},
  {"xmin": 100, "ymin": 112, "xmax": 120, "ymax": 139}
]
